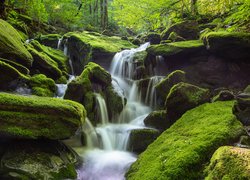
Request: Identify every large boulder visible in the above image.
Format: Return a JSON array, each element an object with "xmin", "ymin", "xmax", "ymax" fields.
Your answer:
[
  {"xmin": 0, "ymin": 58, "xmax": 29, "ymax": 75},
  {"xmin": 128, "ymin": 129, "xmax": 160, "ymax": 154},
  {"xmin": 161, "ymin": 20, "xmax": 199, "ymax": 41},
  {"xmin": 63, "ymin": 31, "xmax": 136, "ymax": 74},
  {"xmin": 165, "ymin": 82, "xmax": 210, "ymax": 122},
  {"xmin": 205, "ymin": 146, "xmax": 250, "ymax": 179},
  {"xmin": 126, "ymin": 101, "xmax": 244, "ymax": 179},
  {"xmin": 233, "ymin": 95, "xmax": 250, "ymax": 126},
  {"xmin": 155, "ymin": 70, "xmax": 186, "ymax": 107},
  {"xmin": 203, "ymin": 32, "xmax": 250, "ymax": 60},
  {"xmin": 0, "ymin": 19, "xmax": 33, "ymax": 67},
  {"xmin": 0, "ymin": 93, "xmax": 85, "ymax": 139},
  {"xmin": 0, "ymin": 140, "xmax": 79, "ymax": 179},
  {"xmin": 28, "ymin": 74, "xmax": 56, "ymax": 97}
]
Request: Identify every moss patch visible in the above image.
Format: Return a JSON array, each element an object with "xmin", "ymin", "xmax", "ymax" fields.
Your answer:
[
  {"xmin": 0, "ymin": 19, "xmax": 33, "ymax": 67},
  {"xmin": 147, "ymin": 40, "xmax": 204, "ymax": 56},
  {"xmin": 126, "ymin": 101, "xmax": 244, "ymax": 180},
  {"xmin": 0, "ymin": 93, "xmax": 85, "ymax": 139},
  {"xmin": 29, "ymin": 74, "xmax": 56, "ymax": 97},
  {"xmin": 205, "ymin": 146, "xmax": 250, "ymax": 179}
]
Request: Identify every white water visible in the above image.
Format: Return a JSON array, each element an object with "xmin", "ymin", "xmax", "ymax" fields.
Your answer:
[
  {"xmin": 77, "ymin": 43, "xmax": 161, "ymax": 180},
  {"xmin": 56, "ymin": 75, "xmax": 75, "ymax": 98}
]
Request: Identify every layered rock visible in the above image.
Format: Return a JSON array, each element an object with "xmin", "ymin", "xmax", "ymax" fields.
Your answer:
[
  {"xmin": 0, "ymin": 19, "xmax": 33, "ymax": 68},
  {"xmin": 0, "ymin": 93, "xmax": 85, "ymax": 139},
  {"xmin": 205, "ymin": 146, "xmax": 250, "ymax": 179},
  {"xmin": 126, "ymin": 101, "xmax": 244, "ymax": 179}
]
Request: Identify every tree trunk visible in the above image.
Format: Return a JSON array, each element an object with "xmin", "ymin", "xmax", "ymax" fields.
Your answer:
[
  {"xmin": 103, "ymin": 0, "xmax": 108, "ymax": 29},
  {"xmin": 100, "ymin": 0, "xmax": 104, "ymax": 28},
  {"xmin": 190, "ymin": 0, "xmax": 198, "ymax": 16}
]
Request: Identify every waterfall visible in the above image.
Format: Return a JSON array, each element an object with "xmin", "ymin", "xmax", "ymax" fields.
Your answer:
[
  {"xmin": 77, "ymin": 43, "xmax": 157, "ymax": 180},
  {"xmin": 56, "ymin": 75, "xmax": 75, "ymax": 98},
  {"xmin": 62, "ymin": 39, "xmax": 75, "ymax": 75},
  {"xmin": 82, "ymin": 118, "xmax": 99, "ymax": 148},
  {"xmin": 57, "ymin": 38, "xmax": 63, "ymax": 49},
  {"xmin": 95, "ymin": 93, "xmax": 109, "ymax": 125}
]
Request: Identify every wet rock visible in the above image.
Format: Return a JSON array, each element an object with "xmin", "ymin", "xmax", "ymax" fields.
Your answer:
[
  {"xmin": 126, "ymin": 101, "xmax": 244, "ymax": 179},
  {"xmin": 144, "ymin": 110, "xmax": 168, "ymax": 132},
  {"xmin": 0, "ymin": 19, "xmax": 33, "ymax": 67},
  {"xmin": 145, "ymin": 33, "xmax": 161, "ymax": 45},
  {"xmin": 128, "ymin": 129, "xmax": 160, "ymax": 154},
  {"xmin": 0, "ymin": 58, "xmax": 29, "ymax": 75},
  {"xmin": 165, "ymin": 82, "xmax": 210, "ymax": 122},
  {"xmin": 233, "ymin": 95, "xmax": 250, "ymax": 126},
  {"xmin": 0, "ymin": 140, "xmax": 79, "ymax": 180},
  {"xmin": 161, "ymin": 20, "xmax": 199, "ymax": 41},
  {"xmin": 212, "ymin": 90, "xmax": 235, "ymax": 102},
  {"xmin": 204, "ymin": 146, "xmax": 250, "ymax": 179},
  {"xmin": 0, "ymin": 92, "xmax": 85, "ymax": 139},
  {"xmin": 155, "ymin": 70, "xmax": 186, "ymax": 107}
]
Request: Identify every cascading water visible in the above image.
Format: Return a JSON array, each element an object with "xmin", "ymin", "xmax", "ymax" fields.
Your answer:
[{"xmin": 77, "ymin": 42, "xmax": 162, "ymax": 180}]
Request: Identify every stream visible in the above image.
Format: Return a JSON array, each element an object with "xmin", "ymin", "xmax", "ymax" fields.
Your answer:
[{"xmin": 58, "ymin": 42, "xmax": 163, "ymax": 180}]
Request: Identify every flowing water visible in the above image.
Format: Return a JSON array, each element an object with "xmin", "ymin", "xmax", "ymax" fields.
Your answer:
[{"xmin": 67, "ymin": 42, "xmax": 163, "ymax": 180}]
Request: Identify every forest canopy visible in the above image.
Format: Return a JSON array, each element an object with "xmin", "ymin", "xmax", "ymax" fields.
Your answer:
[{"xmin": 2, "ymin": 0, "xmax": 250, "ymax": 34}]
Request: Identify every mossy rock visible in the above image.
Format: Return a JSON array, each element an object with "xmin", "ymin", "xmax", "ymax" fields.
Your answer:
[
  {"xmin": 165, "ymin": 82, "xmax": 210, "ymax": 122},
  {"xmin": 126, "ymin": 101, "xmax": 244, "ymax": 180},
  {"xmin": 144, "ymin": 110, "xmax": 168, "ymax": 132},
  {"xmin": 0, "ymin": 140, "xmax": 78, "ymax": 180},
  {"xmin": 233, "ymin": 96, "xmax": 250, "ymax": 126},
  {"xmin": 204, "ymin": 146, "xmax": 250, "ymax": 179},
  {"xmin": 161, "ymin": 20, "xmax": 199, "ymax": 41},
  {"xmin": 29, "ymin": 40, "xmax": 69, "ymax": 73},
  {"xmin": 0, "ymin": 60, "xmax": 28, "ymax": 90},
  {"xmin": 35, "ymin": 34, "xmax": 62, "ymax": 49},
  {"xmin": 239, "ymin": 135, "xmax": 250, "ymax": 146},
  {"xmin": 203, "ymin": 31, "xmax": 250, "ymax": 60},
  {"xmin": 144, "ymin": 33, "xmax": 161, "ymax": 45},
  {"xmin": 0, "ymin": 93, "xmax": 85, "ymax": 139},
  {"xmin": 29, "ymin": 74, "xmax": 56, "ymax": 97},
  {"xmin": 155, "ymin": 70, "xmax": 186, "ymax": 107},
  {"xmin": 147, "ymin": 40, "xmax": 204, "ymax": 57},
  {"xmin": 128, "ymin": 129, "xmax": 160, "ymax": 154},
  {"xmin": 167, "ymin": 32, "xmax": 185, "ymax": 42},
  {"xmin": 212, "ymin": 90, "xmax": 235, "ymax": 102},
  {"xmin": 0, "ymin": 19, "xmax": 33, "ymax": 67},
  {"xmin": 0, "ymin": 58, "xmax": 29, "ymax": 75},
  {"xmin": 65, "ymin": 62, "xmax": 112, "ymax": 123},
  {"xmin": 63, "ymin": 31, "xmax": 136, "ymax": 75},
  {"xmin": 244, "ymin": 85, "xmax": 250, "ymax": 94}
]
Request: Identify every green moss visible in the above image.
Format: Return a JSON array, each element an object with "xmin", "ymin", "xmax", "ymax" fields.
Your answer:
[
  {"xmin": 29, "ymin": 74, "xmax": 56, "ymax": 97},
  {"xmin": 0, "ymin": 19, "xmax": 33, "ymax": 67},
  {"xmin": 126, "ymin": 101, "xmax": 244, "ymax": 180},
  {"xmin": 144, "ymin": 110, "xmax": 168, "ymax": 132},
  {"xmin": 205, "ymin": 146, "xmax": 250, "ymax": 179},
  {"xmin": 35, "ymin": 34, "xmax": 62, "ymax": 48},
  {"xmin": 147, "ymin": 40, "xmax": 204, "ymax": 56},
  {"xmin": 64, "ymin": 31, "xmax": 136, "ymax": 53},
  {"xmin": 0, "ymin": 92, "xmax": 85, "ymax": 139}
]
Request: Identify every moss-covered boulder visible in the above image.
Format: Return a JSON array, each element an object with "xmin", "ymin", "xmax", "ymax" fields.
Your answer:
[
  {"xmin": 0, "ymin": 19, "xmax": 33, "ymax": 67},
  {"xmin": 63, "ymin": 31, "xmax": 136, "ymax": 75},
  {"xmin": 204, "ymin": 146, "xmax": 250, "ymax": 179},
  {"xmin": 212, "ymin": 90, "xmax": 235, "ymax": 102},
  {"xmin": 126, "ymin": 101, "xmax": 244, "ymax": 180},
  {"xmin": 165, "ymin": 82, "xmax": 210, "ymax": 122},
  {"xmin": 155, "ymin": 70, "xmax": 185, "ymax": 107},
  {"xmin": 161, "ymin": 20, "xmax": 199, "ymax": 41},
  {"xmin": 147, "ymin": 40, "xmax": 204, "ymax": 57},
  {"xmin": 65, "ymin": 62, "xmax": 121, "ymax": 123},
  {"xmin": 167, "ymin": 32, "xmax": 186, "ymax": 42},
  {"xmin": 0, "ymin": 140, "xmax": 78, "ymax": 179},
  {"xmin": 0, "ymin": 58, "xmax": 29, "ymax": 75},
  {"xmin": 144, "ymin": 110, "xmax": 168, "ymax": 132},
  {"xmin": 203, "ymin": 32, "xmax": 250, "ymax": 60},
  {"xmin": 128, "ymin": 129, "xmax": 160, "ymax": 154},
  {"xmin": 35, "ymin": 34, "xmax": 62, "ymax": 49},
  {"xmin": 0, "ymin": 60, "xmax": 28, "ymax": 90},
  {"xmin": 0, "ymin": 93, "xmax": 85, "ymax": 139},
  {"xmin": 233, "ymin": 96, "xmax": 250, "ymax": 126},
  {"xmin": 28, "ymin": 74, "xmax": 56, "ymax": 97},
  {"xmin": 145, "ymin": 33, "xmax": 161, "ymax": 45}
]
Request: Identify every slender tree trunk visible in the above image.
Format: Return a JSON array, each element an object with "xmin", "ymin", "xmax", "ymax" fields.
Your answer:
[
  {"xmin": 0, "ymin": 0, "xmax": 6, "ymax": 19},
  {"xmin": 190, "ymin": 0, "xmax": 198, "ymax": 16},
  {"xmin": 103, "ymin": 0, "xmax": 108, "ymax": 29},
  {"xmin": 100, "ymin": 0, "xmax": 104, "ymax": 28}
]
